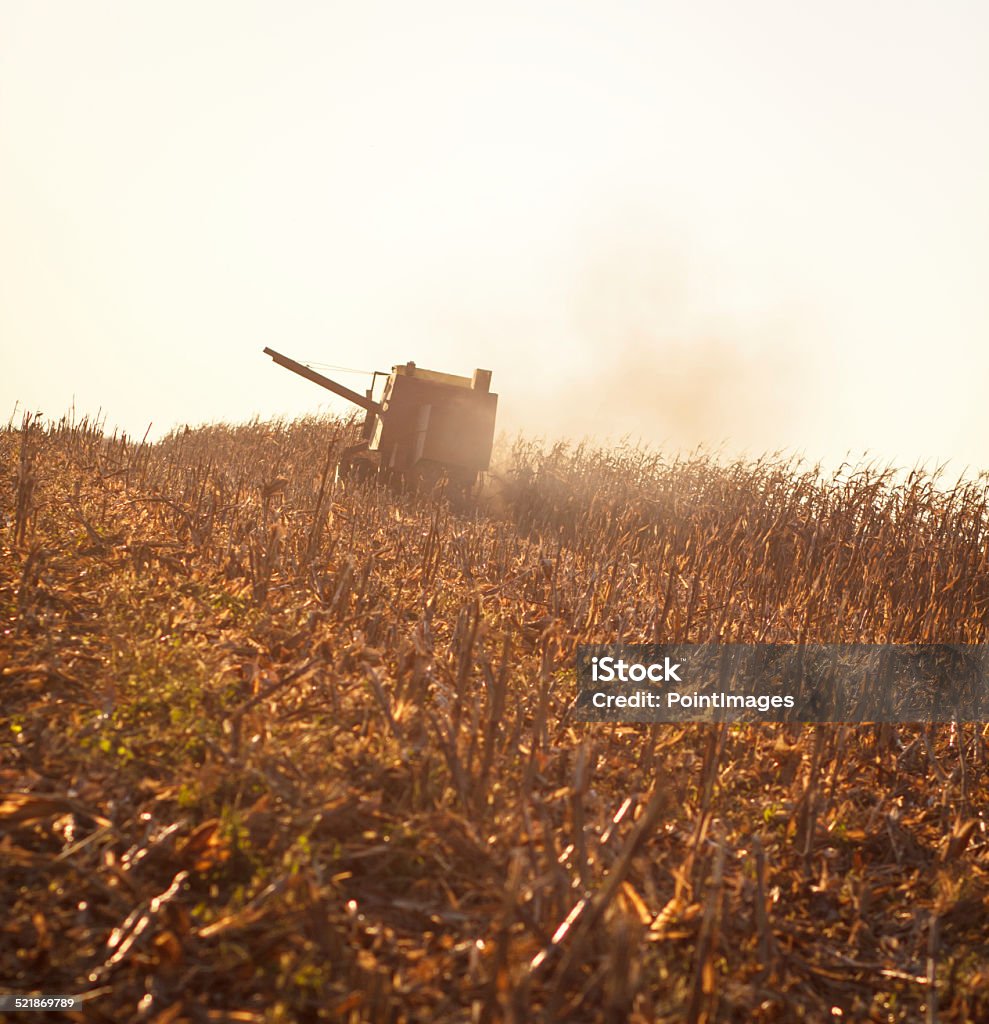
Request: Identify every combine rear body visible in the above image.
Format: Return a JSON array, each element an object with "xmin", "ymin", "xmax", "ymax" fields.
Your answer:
[{"xmin": 263, "ymin": 347, "xmax": 497, "ymax": 491}]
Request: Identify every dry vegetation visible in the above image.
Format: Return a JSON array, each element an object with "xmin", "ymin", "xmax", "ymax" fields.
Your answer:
[{"xmin": 2, "ymin": 411, "xmax": 988, "ymax": 1023}]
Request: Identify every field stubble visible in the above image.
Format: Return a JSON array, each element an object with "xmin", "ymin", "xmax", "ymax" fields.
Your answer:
[{"xmin": 1, "ymin": 411, "xmax": 988, "ymax": 1022}]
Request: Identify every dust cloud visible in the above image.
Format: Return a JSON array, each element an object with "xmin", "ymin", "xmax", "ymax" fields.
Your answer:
[
  {"xmin": 536, "ymin": 333, "xmax": 807, "ymax": 455},
  {"xmin": 498, "ymin": 222, "xmax": 817, "ymax": 458}
]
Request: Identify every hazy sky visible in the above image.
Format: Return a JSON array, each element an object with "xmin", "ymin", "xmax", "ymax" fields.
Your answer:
[{"xmin": 3, "ymin": 1, "xmax": 988, "ymax": 467}]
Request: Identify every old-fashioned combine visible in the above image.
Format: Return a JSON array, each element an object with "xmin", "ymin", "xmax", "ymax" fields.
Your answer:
[{"xmin": 263, "ymin": 347, "xmax": 497, "ymax": 492}]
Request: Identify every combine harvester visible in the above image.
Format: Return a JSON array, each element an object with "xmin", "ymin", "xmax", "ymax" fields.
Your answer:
[{"xmin": 263, "ymin": 347, "xmax": 497, "ymax": 494}]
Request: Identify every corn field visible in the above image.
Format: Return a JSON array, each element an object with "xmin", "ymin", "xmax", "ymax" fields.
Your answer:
[{"xmin": 1, "ymin": 411, "xmax": 988, "ymax": 1022}]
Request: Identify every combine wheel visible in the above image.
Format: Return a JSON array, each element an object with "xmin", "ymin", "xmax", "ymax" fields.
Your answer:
[
  {"xmin": 409, "ymin": 459, "xmax": 447, "ymax": 495},
  {"xmin": 336, "ymin": 443, "xmax": 378, "ymax": 484},
  {"xmin": 407, "ymin": 460, "xmax": 479, "ymax": 505}
]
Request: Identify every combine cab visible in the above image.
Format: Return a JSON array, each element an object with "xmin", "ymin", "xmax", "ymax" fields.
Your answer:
[{"xmin": 263, "ymin": 347, "xmax": 497, "ymax": 492}]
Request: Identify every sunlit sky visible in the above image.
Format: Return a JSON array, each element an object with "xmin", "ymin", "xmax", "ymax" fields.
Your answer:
[{"xmin": 3, "ymin": 1, "xmax": 988, "ymax": 468}]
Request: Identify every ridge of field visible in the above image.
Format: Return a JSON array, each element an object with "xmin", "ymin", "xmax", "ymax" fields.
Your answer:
[{"xmin": 2, "ymin": 413, "xmax": 988, "ymax": 1022}]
